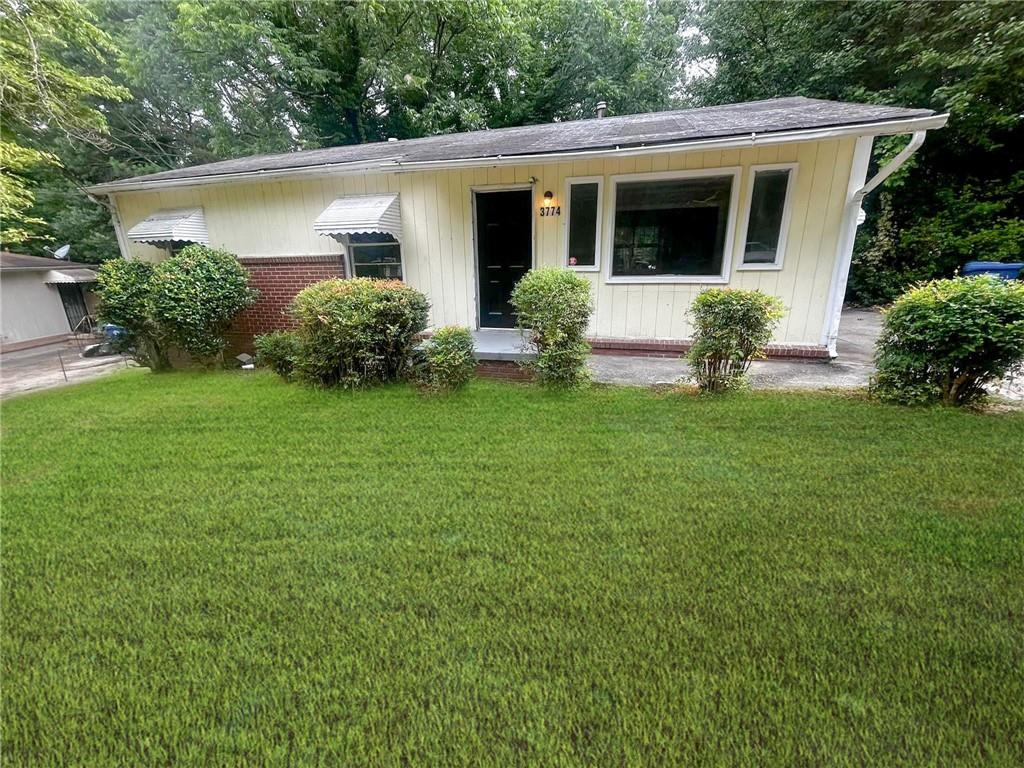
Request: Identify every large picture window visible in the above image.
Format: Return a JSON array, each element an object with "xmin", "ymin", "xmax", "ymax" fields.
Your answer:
[
  {"xmin": 740, "ymin": 164, "xmax": 796, "ymax": 268},
  {"xmin": 565, "ymin": 178, "xmax": 602, "ymax": 270},
  {"xmin": 609, "ymin": 171, "xmax": 738, "ymax": 281},
  {"xmin": 348, "ymin": 232, "xmax": 402, "ymax": 280}
]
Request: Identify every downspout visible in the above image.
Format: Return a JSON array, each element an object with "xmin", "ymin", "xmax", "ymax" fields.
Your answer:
[{"xmin": 823, "ymin": 130, "xmax": 928, "ymax": 357}]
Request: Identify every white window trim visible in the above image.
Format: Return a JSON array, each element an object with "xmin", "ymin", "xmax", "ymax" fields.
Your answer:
[
  {"xmin": 604, "ymin": 167, "xmax": 742, "ymax": 284},
  {"xmin": 340, "ymin": 233, "xmax": 406, "ymax": 280},
  {"xmin": 563, "ymin": 175, "xmax": 603, "ymax": 272},
  {"xmin": 735, "ymin": 162, "xmax": 799, "ymax": 272}
]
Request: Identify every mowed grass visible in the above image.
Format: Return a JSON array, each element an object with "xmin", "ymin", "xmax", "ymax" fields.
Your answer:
[{"xmin": 2, "ymin": 371, "xmax": 1023, "ymax": 766}]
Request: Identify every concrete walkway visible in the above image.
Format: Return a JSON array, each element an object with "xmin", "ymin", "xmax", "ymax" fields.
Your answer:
[
  {"xmin": 0, "ymin": 340, "xmax": 131, "ymax": 398},
  {"xmin": 588, "ymin": 308, "xmax": 881, "ymax": 390}
]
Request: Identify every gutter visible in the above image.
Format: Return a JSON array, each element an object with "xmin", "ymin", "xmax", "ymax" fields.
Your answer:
[
  {"xmin": 822, "ymin": 129, "xmax": 931, "ymax": 357},
  {"xmin": 87, "ymin": 113, "xmax": 948, "ymax": 195}
]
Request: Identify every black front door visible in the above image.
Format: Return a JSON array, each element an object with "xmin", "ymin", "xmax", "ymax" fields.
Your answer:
[
  {"xmin": 475, "ymin": 189, "xmax": 532, "ymax": 328},
  {"xmin": 57, "ymin": 284, "xmax": 88, "ymax": 332}
]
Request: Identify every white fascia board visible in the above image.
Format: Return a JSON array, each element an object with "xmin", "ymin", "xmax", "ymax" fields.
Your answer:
[{"xmin": 87, "ymin": 114, "xmax": 949, "ymax": 196}]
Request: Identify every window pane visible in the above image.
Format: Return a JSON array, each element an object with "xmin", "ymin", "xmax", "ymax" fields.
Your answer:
[
  {"xmin": 352, "ymin": 242, "xmax": 402, "ymax": 280},
  {"xmin": 612, "ymin": 175, "xmax": 733, "ymax": 277},
  {"xmin": 567, "ymin": 183, "xmax": 598, "ymax": 267},
  {"xmin": 744, "ymin": 169, "xmax": 791, "ymax": 264}
]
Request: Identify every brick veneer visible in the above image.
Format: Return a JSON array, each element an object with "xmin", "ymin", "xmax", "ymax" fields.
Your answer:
[
  {"xmin": 228, "ymin": 255, "xmax": 345, "ymax": 352},
  {"xmin": 475, "ymin": 360, "xmax": 534, "ymax": 381},
  {"xmin": 588, "ymin": 337, "xmax": 830, "ymax": 360}
]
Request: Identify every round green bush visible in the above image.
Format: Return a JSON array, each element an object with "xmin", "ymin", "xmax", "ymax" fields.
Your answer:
[
  {"xmin": 95, "ymin": 246, "xmax": 256, "ymax": 370},
  {"xmin": 422, "ymin": 326, "xmax": 476, "ymax": 392},
  {"xmin": 510, "ymin": 267, "xmax": 593, "ymax": 388},
  {"xmin": 687, "ymin": 288, "xmax": 785, "ymax": 393},
  {"xmin": 870, "ymin": 276, "xmax": 1024, "ymax": 406},
  {"xmin": 291, "ymin": 278, "xmax": 429, "ymax": 388},
  {"xmin": 150, "ymin": 245, "xmax": 257, "ymax": 360},
  {"xmin": 254, "ymin": 330, "xmax": 300, "ymax": 379}
]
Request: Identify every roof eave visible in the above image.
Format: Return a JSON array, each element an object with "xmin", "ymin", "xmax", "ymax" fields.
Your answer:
[{"xmin": 87, "ymin": 113, "xmax": 949, "ymax": 196}]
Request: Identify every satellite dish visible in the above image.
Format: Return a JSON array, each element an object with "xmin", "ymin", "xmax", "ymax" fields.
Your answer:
[{"xmin": 53, "ymin": 244, "xmax": 71, "ymax": 260}]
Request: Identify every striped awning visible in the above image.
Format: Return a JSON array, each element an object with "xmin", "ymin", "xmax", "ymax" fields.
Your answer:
[
  {"xmin": 314, "ymin": 194, "xmax": 402, "ymax": 242},
  {"xmin": 126, "ymin": 207, "xmax": 209, "ymax": 245},
  {"xmin": 44, "ymin": 268, "xmax": 98, "ymax": 284}
]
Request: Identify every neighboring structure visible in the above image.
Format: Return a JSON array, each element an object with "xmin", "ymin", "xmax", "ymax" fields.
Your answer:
[
  {"xmin": 87, "ymin": 97, "xmax": 947, "ymax": 358},
  {"xmin": 0, "ymin": 252, "xmax": 99, "ymax": 351}
]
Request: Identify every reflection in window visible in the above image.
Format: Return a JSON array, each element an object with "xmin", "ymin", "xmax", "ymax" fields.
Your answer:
[
  {"xmin": 612, "ymin": 175, "xmax": 733, "ymax": 277},
  {"xmin": 349, "ymin": 232, "xmax": 402, "ymax": 279},
  {"xmin": 567, "ymin": 182, "xmax": 599, "ymax": 267},
  {"xmin": 743, "ymin": 169, "xmax": 792, "ymax": 265}
]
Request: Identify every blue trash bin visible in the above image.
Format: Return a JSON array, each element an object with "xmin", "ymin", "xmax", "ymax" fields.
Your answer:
[{"xmin": 962, "ymin": 261, "xmax": 1024, "ymax": 280}]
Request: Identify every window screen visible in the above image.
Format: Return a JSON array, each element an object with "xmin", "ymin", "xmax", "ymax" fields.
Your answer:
[
  {"xmin": 612, "ymin": 175, "xmax": 733, "ymax": 277},
  {"xmin": 567, "ymin": 182, "xmax": 599, "ymax": 267},
  {"xmin": 743, "ymin": 169, "xmax": 792, "ymax": 265}
]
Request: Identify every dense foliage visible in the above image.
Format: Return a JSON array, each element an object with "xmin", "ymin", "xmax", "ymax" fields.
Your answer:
[
  {"xmin": 870, "ymin": 276, "xmax": 1024, "ymax": 406},
  {"xmin": 291, "ymin": 278, "xmax": 429, "ymax": 388},
  {"xmin": 510, "ymin": 267, "xmax": 593, "ymax": 388},
  {"xmin": 420, "ymin": 325, "xmax": 477, "ymax": 392},
  {"xmin": 0, "ymin": 0, "xmax": 128, "ymax": 244},
  {"xmin": 150, "ymin": 246, "xmax": 258, "ymax": 359},
  {"xmin": 95, "ymin": 246, "xmax": 256, "ymax": 369},
  {"xmin": 94, "ymin": 259, "xmax": 169, "ymax": 370},
  {"xmin": 687, "ymin": 288, "xmax": 786, "ymax": 392},
  {"xmin": 254, "ymin": 330, "xmax": 301, "ymax": 379}
]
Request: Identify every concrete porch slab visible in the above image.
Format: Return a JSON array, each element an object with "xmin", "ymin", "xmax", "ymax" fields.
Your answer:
[{"xmin": 472, "ymin": 329, "xmax": 536, "ymax": 362}]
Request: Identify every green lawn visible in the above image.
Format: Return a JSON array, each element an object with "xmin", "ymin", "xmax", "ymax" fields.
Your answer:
[{"xmin": 2, "ymin": 371, "xmax": 1022, "ymax": 766}]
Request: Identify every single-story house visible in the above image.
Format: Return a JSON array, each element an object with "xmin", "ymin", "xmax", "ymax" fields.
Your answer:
[
  {"xmin": 87, "ymin": 97, "xmax": 947, "ymax": 358},
  {"xmin": 0, "ymin": 252, "xmax": 99, "ymax": 351}
]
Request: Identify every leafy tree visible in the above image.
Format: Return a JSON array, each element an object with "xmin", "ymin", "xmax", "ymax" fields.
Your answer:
[{"xmin": 0, "ymin": 0, "xmax": 129, "ymax": 245}]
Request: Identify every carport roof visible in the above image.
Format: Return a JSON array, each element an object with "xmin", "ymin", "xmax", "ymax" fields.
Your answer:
[
  {"xmin": 0, "ymin": 252, "xmax": 97, "ymax": 271},
  {"xmin": 87, "ymin": 97, "xmax": 943, "ymax": 194}
]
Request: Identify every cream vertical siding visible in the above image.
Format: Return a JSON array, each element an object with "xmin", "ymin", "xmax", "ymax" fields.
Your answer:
[{"xmin": 112, "ymin": 137, "xmax": 856, "ymax": 346}]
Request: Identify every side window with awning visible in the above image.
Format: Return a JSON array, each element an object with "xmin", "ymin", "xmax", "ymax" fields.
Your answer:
[
  {"xmin": 313, "ymin": 193, "xmax": 404, "ymax": 281},
  {"xmin": 348, "ymin": 233, "xmax": 402, "ymax": 280}
]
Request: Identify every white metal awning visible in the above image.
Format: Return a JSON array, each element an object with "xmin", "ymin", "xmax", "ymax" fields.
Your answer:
[
  {"xmin": 44, "ymin": 268, "xmax": 98, "ymax": 284},
  {"xmin": 313, "ymin": 193, "xmax": 402, "ymax": 242},
  {"xmin": 126, "ymin": 207, "xmax": 209, "ymax": 245}
]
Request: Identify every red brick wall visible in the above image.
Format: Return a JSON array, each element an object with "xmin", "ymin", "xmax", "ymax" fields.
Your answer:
[
  {"xmin": 233, "ymin": 254, "xmax": 345, "ymax": 332},
  {"xmin": 227, "ymin": 255, "xmax": 345, "ymax": 353}
]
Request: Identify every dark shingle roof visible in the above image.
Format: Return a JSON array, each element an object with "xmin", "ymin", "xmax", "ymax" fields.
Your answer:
[
  {"xmin": 0, "ymin": 252, "xmax": 96, "ymax": 271},
  {"xmin": 92, "ymin": 97, "xmax": 938, "ymax": 192}
]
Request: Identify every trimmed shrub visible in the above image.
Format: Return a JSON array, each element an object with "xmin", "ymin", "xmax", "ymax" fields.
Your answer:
[
  {"xmin": 687, "ymin": 288, "xmax": 785, "ymax": 392},
  {"xmin": 150, "ymin": 245, "xmax": 257, "ymax": 360},
  {"xmin": 95, "ymin": 246, "xmax": 256, "ymax": 370},
  {"xmin": 870, "ymin": 276, "xmax": 1024, "ymax": 406},
  {"xmin": 420, "ymin": 326, "xmax": 476, "ymax": 392},
  {"xmin": 95, "ymin": 259, "xmax": 171, "ymax": 370},
  {"xmin": 254, "ymin": 330, "xmax": 300, "ymax": 379},
  {"xmin": 510, "ymin": 267, "xmax": 593, "ymax": 387},
  {"xmin": 291, "ymin": 278, "xmax": 429, "ymax": 388}
]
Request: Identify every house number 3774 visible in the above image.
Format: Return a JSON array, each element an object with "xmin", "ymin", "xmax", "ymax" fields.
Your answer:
[{"xmin": 539, "ymin": 206, "xmax": 561, "ymax": 217}]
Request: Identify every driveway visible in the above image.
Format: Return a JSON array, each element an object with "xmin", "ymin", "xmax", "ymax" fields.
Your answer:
[
  {"xmin": 1, "ymin": 340, "xmax": 131, "ymax": 398},
  {"xmin": 588, "ymin": 308, "xmax": 881, "ymax": 390}
]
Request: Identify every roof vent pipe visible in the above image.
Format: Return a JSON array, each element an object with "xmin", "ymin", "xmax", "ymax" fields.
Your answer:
[{"xmin": 595, "ymin": 101, "xmax": 608, "ymax": 119}]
